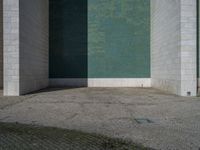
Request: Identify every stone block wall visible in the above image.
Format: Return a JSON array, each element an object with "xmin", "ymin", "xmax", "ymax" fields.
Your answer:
[
  {"xmin": 0, "ymin": 0, "xmax": 2, "ymax": 88},
  {"xmin": 19, "ymin": 0, "xmax": 49, "ymax": 94},
  {"xmin": 180, "ymin": 0, "xmax": 197, "ymax": 96},
  {"xmin": 151, "ymin": 0, "xmax": 197, "ymax": 96},
  {"xmin": 198, "ymin": 0, "xmax": 200, "ymax": 93},
  {"xmin": 3, "ymin": 0, "xmax": 20, "ymax": 95},
  {"xmin": 3, "ymin": 0, "xmax": 49, "ymax": 95},
  {"xmin": 151, "ymin": 0, "xmax": 181, "ymax": 95}
]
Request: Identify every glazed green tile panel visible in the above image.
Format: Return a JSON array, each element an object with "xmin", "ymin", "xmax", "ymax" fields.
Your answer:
[
  {"xmin": 88, "ymin": 0, "xmax": 150, "ymax": 78},
  {"xmin": 49, "ymin": 0, "xmax": 87, "ymax": 78}
]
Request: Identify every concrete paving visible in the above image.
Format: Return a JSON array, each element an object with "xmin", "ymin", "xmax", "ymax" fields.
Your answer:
[{"xmin": 0, "ymin": 88, "xmax": 200, "ymax": 150}]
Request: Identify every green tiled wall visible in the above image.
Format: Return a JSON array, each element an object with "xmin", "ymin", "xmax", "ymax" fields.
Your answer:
[
  {"xmin": 88, "ymin": 0, "xmax": 150, "ymax": 78},
  {"xmin": 49, "ymin": 0, "xmax": 150, "ymax": 78}
]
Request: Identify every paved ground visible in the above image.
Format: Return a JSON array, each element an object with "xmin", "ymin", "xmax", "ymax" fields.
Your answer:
[
  {"xmin": 0, "ymin": 122, "xmax": 151, "ymax": 150},
  {"xmin": 0, "ymin": 88, "xmax": 200, "ymax": 150}
]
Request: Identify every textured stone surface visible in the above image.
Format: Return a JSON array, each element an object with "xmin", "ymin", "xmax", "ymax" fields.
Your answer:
[
  {"xmin": 3, "ymin": 0, "xmax": 49, "ymax": 96},
  {"xmin": 0, "ymin": 88, "xmax": 200, "ymax": 150},
  {"xmin": 3, "ymin": 0, "xmax": 20, "ymax": 96},
  {"xmin": 180, "ymin": 0, "xmax": 197, "ymax": 96},
  {"xmin": 151, "ymin": 0, "xmax": 197, "ymax": 96},
  {"xmin": 0, "ymin": 0, "xmax": 2, "ymax": 88},
  {"xmin": 19, "ymin": 0, "xmax": 49, "ymax": 95},
  {"xmin": 198, "ymin": 0, "xmax": 200, "ymax": 93}
]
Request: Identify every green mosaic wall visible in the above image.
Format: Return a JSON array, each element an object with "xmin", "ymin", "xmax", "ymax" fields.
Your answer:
[
  {"xmin": 49, "ymin": 0, "xmax": 150, "ymax": 78},
  {"xmin": 88, "ymin": 0, "xmax": 150, "ymax": 78}
]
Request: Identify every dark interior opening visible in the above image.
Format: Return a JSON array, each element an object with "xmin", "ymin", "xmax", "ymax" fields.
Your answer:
[{"xmin": 49, "ymin": 0, "xmax": 88, "ymax": 79}]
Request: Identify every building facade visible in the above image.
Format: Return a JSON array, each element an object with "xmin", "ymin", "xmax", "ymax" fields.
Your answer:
[{"xmin": 2, "ymin": 0, "xmax": 199, "ymax": 96}]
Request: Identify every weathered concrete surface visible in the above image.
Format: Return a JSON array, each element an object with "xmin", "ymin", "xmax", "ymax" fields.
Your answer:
[{"xmin": 0, "ymin": 88, "xmax": 200, "ymax": 150}]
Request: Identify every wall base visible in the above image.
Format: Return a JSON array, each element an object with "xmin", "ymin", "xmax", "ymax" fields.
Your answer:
[
  {"xmin": 151, "ymin": 79, "xmax": 180, "ymax": 96},
  {"xmin": 88, "ymin": 78, "xmax": 151, "ymax": 87},
  {"xmin": 49, "ymin": 78, "xmax": 151, "ymax": 87}
]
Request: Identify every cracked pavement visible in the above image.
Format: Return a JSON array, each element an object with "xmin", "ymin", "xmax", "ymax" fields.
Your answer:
[{"xmin": 0, "ymin": 88, "xmax": 200, "ymax": 150}]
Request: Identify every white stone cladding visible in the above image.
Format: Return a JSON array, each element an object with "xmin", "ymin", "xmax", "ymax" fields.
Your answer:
[
  {"xmin": 151, "ymin": 0, "xmax": 197, "ymax": 96},
  {"xmin": 3, "ymin": 0, "xmax": 49, "ymax": 95},
  {"xmin": 151, "ymin": 0, "xmax": 181, "ymax": 95},
  {"xmin": 3, "ymin": 0, "xmax": 20, "ymax": 95},
  {"xmin": 198, "ymin": 0, "xmax": 200, "ymax": 93},
  {"xmin": 19, "ymin": 0, "xmax": 49, "ymax": 94},
  {"xmin": 180, "ymin": 0, "xmax": 197, "ymax": 96},
  {"xmin": 0, "ymin": 0, "xmax": 2, "ymax": 88}
]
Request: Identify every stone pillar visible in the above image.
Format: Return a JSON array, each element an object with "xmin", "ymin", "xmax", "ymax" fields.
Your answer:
[
  {"xmin": 198, "ymin": 0, "xmax": 200, "ymax": 93},
  {"xmin": 3, "ymin": 0, "xmax": 49, "ymax": 96},
  {"xmin": 180, "ymin": 0, "xmax": 197, "ymax": 96},
  {"xmin": 0, "ymin": 0, "xmax": 3, "ymax": 88},
  {"xmin": 3, "ymin": 0, "xmax": 20, "ymax": 95},
  {"xmin": 151, "ymin": 0, "xmax": 197, "ymax": 96},
  {"xmin": 19, "ymin": 0, "xmax": 49, "ymax": 94}
]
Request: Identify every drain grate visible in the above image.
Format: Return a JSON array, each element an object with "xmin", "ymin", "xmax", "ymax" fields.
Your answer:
[{"xmin": 134, "ymin": 118, "xmax": 154, "ymax": 124}]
